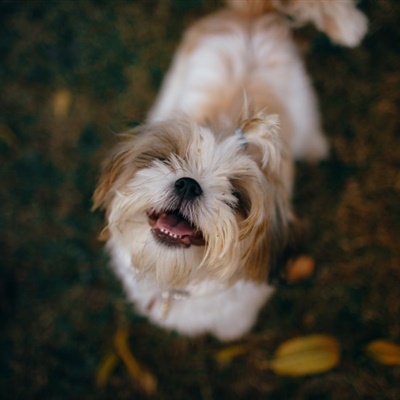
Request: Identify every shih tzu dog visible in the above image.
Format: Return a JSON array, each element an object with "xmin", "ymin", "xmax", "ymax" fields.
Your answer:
[{"xmin": 93, "ymin": 0, "xmax": 367, "ymax": 341}]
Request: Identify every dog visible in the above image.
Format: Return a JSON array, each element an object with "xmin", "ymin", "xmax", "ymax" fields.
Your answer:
[{"xmin": 93, "ymin": 0, "xmax": 367, "ymax": 341}]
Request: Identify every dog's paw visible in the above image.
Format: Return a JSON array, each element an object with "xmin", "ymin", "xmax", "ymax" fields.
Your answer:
[
  {"xmin": 278, "ymin": 0, "xmax": 368, "ymax": 48},
  {"xmin": 324, "ymin": 5, "xmax": 368, "ymax": 48}
]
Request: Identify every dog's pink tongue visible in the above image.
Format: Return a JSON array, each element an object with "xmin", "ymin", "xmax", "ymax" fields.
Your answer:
[{"xmin": 156, "ymin": 213, "xmax": 194, "ymax": 236}]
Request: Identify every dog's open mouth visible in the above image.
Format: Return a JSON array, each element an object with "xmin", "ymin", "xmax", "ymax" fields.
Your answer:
[{"xmin": 148, "ymin": 210, "xmax": 205, "ymax": 248}]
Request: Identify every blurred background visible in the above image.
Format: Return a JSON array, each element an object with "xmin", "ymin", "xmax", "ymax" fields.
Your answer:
[{"xmin": 1, "ymin": 0, "xmax": 399, "ymax": 398}]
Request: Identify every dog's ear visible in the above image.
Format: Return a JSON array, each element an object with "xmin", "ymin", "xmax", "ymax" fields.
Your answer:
[
  {"xmin": 238, "ymin": 112, "xmax": 282, "ymax": 172},
  {"xmin": 236, "ymin": 111, "xmax": 302, "ymax": 283},
  {"xmin": 92, "ymin": 143, "xmax": 132, "ymax": 212},
  {"xmin": 243, "ymin": 204, "xmax": 305, "ymax": 284}
]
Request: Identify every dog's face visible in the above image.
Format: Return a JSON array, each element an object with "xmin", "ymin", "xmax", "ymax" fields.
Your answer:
[{"xmin": 93, "ymin": 114, "xmax": 293, "ymax": 288}]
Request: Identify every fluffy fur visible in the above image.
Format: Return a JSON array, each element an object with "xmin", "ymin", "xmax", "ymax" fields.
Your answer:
[{"xmin": 93, "ymin": 0, "xmax": 367, "ymax": 341}]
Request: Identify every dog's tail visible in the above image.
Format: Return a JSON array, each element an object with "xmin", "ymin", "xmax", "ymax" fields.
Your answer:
[{"xmin": 226, "ymin": 0, "xmax": 368, "ymax": 47}]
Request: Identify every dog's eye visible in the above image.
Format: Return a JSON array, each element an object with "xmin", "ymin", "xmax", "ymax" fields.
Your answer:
[
  {"xmin": 138, "ymin": 152, "xmax": 166, "ymax": 162},
  {"xmin": 231, "ymin": 188, "xmax": 250, "ymax": 218},
  {"xmin": 148, "ymin": 154, "xmax": 169, "ymax": 164},
  {"xmin": 222, "ymin": 190, "xmax": 239, "ymax": 209},
  {"xmin": 232, "ymin": 190, "xmax": 242, "ymax": 204},
  {"xmin": 230, "ymin": 189, "xmax": 249, "ymax": 216}
]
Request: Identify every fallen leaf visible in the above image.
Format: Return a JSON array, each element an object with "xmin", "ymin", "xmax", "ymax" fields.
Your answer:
[
  {"xmin": 214, "ymin": 344, "xmax": 247, "ymax": 366},
  {"xmin": 114, "ymin": 327, "xmax": 157, "ymax": 395},
  {"xmin": 96, "ymin": 350, "xmax": 119, "ymax": 388},
  {"xmin": 365, "ymin": 340, "xmax": 400, "ymax": 366},
  {"xmin": 286, "ymin": 255, "xmax": 315, "ymax": 282},
  {"xmin": 267, "ymin": 334, "xmax": 340, "ymax": 377},
  {"xmin": 52, "ymin": 88, "xmax": 72, "ymax": 119}
]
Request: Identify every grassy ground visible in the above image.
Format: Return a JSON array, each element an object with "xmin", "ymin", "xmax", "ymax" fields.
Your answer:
[{"xmin": 1, "ymin": 0, "xmax": 399, "ymax": 398}]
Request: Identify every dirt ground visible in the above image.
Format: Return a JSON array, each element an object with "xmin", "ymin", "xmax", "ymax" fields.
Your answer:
[{"xmin": 1, "ymin": 0, "xmax": 399, "ymax": 399}]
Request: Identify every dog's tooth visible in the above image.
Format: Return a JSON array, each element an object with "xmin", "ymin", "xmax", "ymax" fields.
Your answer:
[{"xmin": 158, "ymin": 227, "xmax": 182, "ymax": 239}]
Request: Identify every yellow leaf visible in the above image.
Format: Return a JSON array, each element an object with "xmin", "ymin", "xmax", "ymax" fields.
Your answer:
[
  {"xmin": 268, "ymin": 334, "xmax": 340, "ymax": 377},
  {"xmin": 365, "ymin": 340, "xmax": 400, "ymax": 366},
  {"xmin": 113, "ymin": 327, "xmax": 157, "ymax": 395},
  {"xmin": 96, "ymin": 351, "xmax": 119, "ymax": 388},
  {"xmin": 286, "ymin": 255, "xmax": 315, "ymax": 283},
  {"xmin": 52, "ymin": 88, "xmax": 72, "ymax": 119},
  {"xmin": 214, "ymin": 344, "xmax": 247, "ymax": 366}
]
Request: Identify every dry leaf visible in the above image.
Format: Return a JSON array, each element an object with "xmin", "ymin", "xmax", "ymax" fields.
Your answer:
[
  {"xmin": 96, "ymin": 351, "xmax": 119, "ymax": 388},
  {"xmin": 365, "ymin": 340, "xmax": 400, "ymax": 366},
  {"xmin": 214, "ymin": 344, "xmax": 247, "ymax": 366},
  {"xmin": 52, "ymin": 88, "xmax": 72, "ymax": 119},
  {"xmin": 113, "ymin": 327, "xmax": 157, "ymax": 395},
  {"xmin": 267, "ymin": 334, "xmax": 340, "ymax": 377},
  {"xmin": 286, "ymin": 255, "xmax": 315, "ymax": 282}
]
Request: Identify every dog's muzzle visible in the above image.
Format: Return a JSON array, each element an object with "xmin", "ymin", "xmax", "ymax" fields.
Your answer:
[{"xmin": 148, "ymin": 177, "xmax": 205, "ymax": 248}]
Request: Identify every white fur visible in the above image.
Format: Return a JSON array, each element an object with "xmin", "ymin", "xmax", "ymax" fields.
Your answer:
[{"xmin": 109, "ymin": 236, "xmax": 274, "ymax": 340}]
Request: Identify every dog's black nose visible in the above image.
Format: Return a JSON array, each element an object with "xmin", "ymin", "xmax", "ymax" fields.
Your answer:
[{"xmin": 174, "ymin": 177, "xmax": 203, "ymax": 200}]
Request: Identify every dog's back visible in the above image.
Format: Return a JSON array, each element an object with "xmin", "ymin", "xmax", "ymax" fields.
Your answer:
[{"xmin": 149, "ymin": 0, "xmax": 366, "ymax": 161}]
